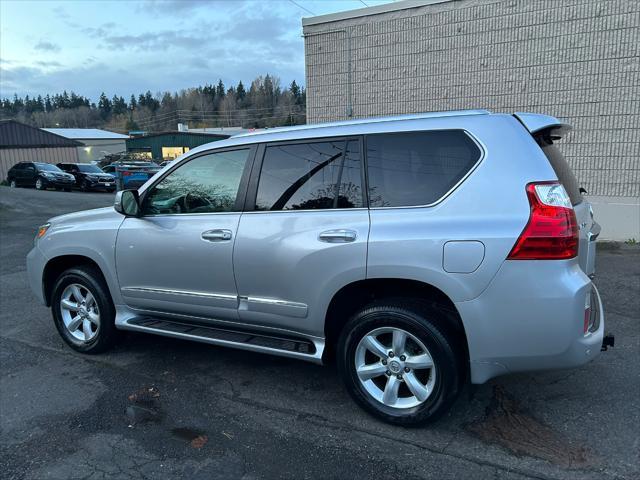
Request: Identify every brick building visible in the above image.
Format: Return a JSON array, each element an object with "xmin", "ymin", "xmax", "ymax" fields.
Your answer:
[{"xmin": 302, "ymin": 0, "xmax": 639, "ymax": 240}]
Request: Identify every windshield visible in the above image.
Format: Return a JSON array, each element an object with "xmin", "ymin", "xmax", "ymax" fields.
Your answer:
[
  {"xmin": 35, "ymin": 163, "xmax": 63, "ymax": 172},
  {"xmin": 77, "ymin": 164, "xmax": 103, "ymax": 173}
]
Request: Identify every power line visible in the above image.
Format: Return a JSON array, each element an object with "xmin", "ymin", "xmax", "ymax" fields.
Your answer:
[
  {"xmin": 359, "ymin": 0, "xmax": 369, "ymax": 6},
  {"xmin": 288, "ymin": 0, "xmax": 315, "ymax": 15}
]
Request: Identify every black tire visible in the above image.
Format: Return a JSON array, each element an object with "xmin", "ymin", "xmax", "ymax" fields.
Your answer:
[
  {"xmin": 9, "ymin": 179, "xmax": 17, "ymax": 188},
  {"xmin": 80, "ymin": 180, "xmax": 89, "ymax": 192},
  {"xmin": 337, "ymin": 299, "xmax": 462, "ymax": 426},
  {"xmin": 35, "ymin": 177, "xmax": 45, "ymax": 190},
  {"xmin": 51, "ymin": 265, "xmax": 119, "ymax": 354}
]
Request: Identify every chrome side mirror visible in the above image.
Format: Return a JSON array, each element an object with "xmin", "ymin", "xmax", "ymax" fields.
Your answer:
[{"xmin": 114, "ymin": 190, "xmax": 141, "ymax": 217}]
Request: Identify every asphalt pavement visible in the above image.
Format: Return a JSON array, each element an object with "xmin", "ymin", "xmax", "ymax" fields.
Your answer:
[{"xmin": 1, "ymin": 186, "xmax": 638, "ymax": 480}]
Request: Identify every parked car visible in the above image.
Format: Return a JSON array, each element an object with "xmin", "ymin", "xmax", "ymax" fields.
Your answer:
[
  {"xmin": 56, "ymin": 163, "xmax": 116, "ymax": 192},
  {"xmin": 102, "ymin": 161, "xmax": 161, "ymax": 190},
  {"xmin": 7, "ymin": 162, "xmax": 75, "ymax": 191},
  {"xmin": 27, "ymin": 111, "xmax": 610, "ymax": 425}
]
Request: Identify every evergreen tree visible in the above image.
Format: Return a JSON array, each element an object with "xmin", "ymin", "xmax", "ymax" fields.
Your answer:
[
  {"xmin": 216, "ymin": 79, "xmax": 225, "ymax": 99},
  {"xmin": 112, "ymin": 95, "xmax": 127, "ymax": 115},
  {"xmin": 236, "ymin": 81, "xmax": 246, "ymax": 102},
  {"xmin": 290, "ymin": 80, "xmax": 301, "ymax": 104},
  {"xmin": 97, "ymin": 92, "xmax": 112, "ymax": 119}
]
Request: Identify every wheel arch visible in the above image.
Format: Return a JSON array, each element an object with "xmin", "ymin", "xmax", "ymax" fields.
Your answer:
[
  {"xmin": 323, "ymin": 278, "xmax": 470, "ymax": 374},
  {"xmin": 42, "ymin": 255, "xmax": 111, "ymax": 306}
]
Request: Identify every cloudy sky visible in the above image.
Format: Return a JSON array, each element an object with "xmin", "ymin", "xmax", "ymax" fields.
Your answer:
[{"xmin": 1, "ymin": 0, "xmax": 393, "ymax": 101}]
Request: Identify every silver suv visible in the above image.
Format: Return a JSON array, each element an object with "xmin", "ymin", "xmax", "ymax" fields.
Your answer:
[{"xmin": 27, "ymin": 110, "xmax": 607, "ymax": 425}]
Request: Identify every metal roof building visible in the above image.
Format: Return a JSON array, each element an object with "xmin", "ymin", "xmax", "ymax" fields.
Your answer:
[
  {"xmin": 126, "ymin": 131, "xmax": 230, "ymax": 162},
  {"xmin": 43, "ymin": 128, "xmax": 129, "ymax": 163},
  {"xmin": 0, "ymin": 120, "xmax": 80, "ymax": 180}
]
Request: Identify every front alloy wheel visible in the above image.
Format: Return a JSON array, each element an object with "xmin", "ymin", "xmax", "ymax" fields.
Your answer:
[
  {"xmin": 35, "ymin": 177, "xmax": 44, "ymax": 190},
  {"xmin": 59, "ymin": 283, "xmax": 101, "ymax": 342},
  {"xmin": 51, "ymin": 266, "xmax": 119, "ymax": 353}
]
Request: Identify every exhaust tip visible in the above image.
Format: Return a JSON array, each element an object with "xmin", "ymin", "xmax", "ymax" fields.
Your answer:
[{"xmin": 601, "ymin": 333, "xmax": 615, "ymax": 352}]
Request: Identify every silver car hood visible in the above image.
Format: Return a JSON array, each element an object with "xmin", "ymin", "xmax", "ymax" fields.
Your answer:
[{"xmin": 49, "ymin": 207, "xmax": 121, "ymax": 226}]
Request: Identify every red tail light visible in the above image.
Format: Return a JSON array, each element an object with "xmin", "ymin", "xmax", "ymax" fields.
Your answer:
[{"xmin": 508, "ymin": 182, "xmax": 578, "ymax": 260}]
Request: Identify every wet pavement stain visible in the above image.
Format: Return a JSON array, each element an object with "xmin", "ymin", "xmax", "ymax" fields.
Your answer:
[
  {"xmin": 125, "ymin": 386, "xmax": 163, "ymax": 425},
  {"xmin": 171, "ymin": 427, "xmax": 209, "ymax": 448},
  {"xmin": 467, "ymin": 386, "xmax": 594, "ymax": 468}
]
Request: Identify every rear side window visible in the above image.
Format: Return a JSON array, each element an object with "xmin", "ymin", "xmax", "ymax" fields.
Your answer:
[
  {"xmin": 366, "ymin": 130, "xmax": 481, "ymax": 207},
  {"xmin": 538, "ymin": 140, "xmax": 583, "ymax": 205},
  {"xmin": 255, "ymin": 140, "xmax": 363, "ymax": 211}
]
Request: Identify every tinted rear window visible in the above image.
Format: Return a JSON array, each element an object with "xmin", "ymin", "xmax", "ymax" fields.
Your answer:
[
  {"xmin": 538, "ymin": 140, "xmax": 583, "ymax": 205},
  {"xmin": 77, "ymin": 164, "xmax": 103, "ymax": 173},
  {"xmin": 35, "ymin": 163, "xmax": 62, "ymax": 172},
  {"xmin": 255, "ymin": 140, "xmax": 363, "ymax": 211},
  {"xmin": 366, "ymin": 130, "xmax": 481, "ymax": 207}
]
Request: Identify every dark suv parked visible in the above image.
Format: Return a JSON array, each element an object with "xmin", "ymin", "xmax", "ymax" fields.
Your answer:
[
  {"xmin": 7, "ymin": 162, "xmax": 76, "ymax": 190},
  {"xmin": 57, "ymin": 163, "xmax": 116, "ymax": 192}
]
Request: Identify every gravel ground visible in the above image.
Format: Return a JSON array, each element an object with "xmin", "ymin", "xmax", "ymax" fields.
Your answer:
[{"xmin": 1, "ymin": 186, "xmax": 638, "ymax": 480}]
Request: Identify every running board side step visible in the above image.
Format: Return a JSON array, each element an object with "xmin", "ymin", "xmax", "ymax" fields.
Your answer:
[{"xmin": 123, "ymin": 317, "xmax": 324, "ymax": 364}]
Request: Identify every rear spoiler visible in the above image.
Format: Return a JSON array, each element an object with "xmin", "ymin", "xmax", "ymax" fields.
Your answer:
[{"xmin": 513, "ymin": 112, "xmax": 572, "ymax": 140}]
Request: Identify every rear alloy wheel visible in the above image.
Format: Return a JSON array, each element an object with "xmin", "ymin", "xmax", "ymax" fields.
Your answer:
[
  {"xmin": 355, "ymin": 327, "xmax": 436, "ymax": 409},
  {"xmin": 338, "ymin": 300, "xmax": 463, "ymax": 425},
  {"xmin": 51, "ymin": 266, "xmax": 119, "ymax": 353},
  {"xmin": 9, "ymin": 179, "xmax": 17, "ymax": 188},
  {"xmin": 35, "ymin": 177, "xmax": 45, "ymax": 190}
]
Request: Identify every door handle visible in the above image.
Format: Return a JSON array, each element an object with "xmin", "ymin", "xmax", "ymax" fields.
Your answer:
[
  {"xmin": 318, "ymin": 229, "xmax": 357, "ymax": 243},
  {"xmin": 201, "ymin": 229, "xmax": 232, "ymax": 242}
]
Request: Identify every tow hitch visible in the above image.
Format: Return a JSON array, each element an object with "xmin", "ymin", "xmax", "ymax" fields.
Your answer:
[{"xmin": 601, "ymin": 334, "xmax": 615, "ymax": 352}]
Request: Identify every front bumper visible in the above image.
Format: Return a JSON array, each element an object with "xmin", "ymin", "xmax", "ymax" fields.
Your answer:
[
  {"xmin": 86, "ymin": 180, "xmax": 116, "ymax": 190},
  {"xmin": 43, "ymin": 178, "xmax": 76, "ymax": 188},
  {"xmin": 26, "ymin": 245, "xmax": 48, "ymax": 305},
  {"xmin": 456, "ymin": 260, "xmax": 605, "ymax": 384}
]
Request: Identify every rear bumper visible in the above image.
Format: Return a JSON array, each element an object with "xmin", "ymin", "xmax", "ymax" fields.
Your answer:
[
  {"xmin": 26, "ymin": 245, "xmax": 48, "ymax": 305},
  {"xmin": 456, "ymin": 259, "xmax": 604, "ymax": 384}
]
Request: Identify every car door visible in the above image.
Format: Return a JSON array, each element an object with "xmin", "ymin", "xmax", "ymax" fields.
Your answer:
[
  {"xmin": 233, "ymin": 137, "xmax": 370, "ymax": 337},
  {"xmin": 115, "ymin": 147, "xmax": 255, "ymax": 321},
  {"xmin": 8, "ymin": 163, "xmax": 23, "ymax": 184},
  {"xmin": 23, "ymin": 163, "xmax": 37, "ymax": 186}
]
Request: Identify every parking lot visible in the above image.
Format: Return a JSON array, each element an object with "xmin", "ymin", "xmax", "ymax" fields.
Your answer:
[{"xmin": 0, "ymin": 185, "xmax": 638, "ymax": 480}]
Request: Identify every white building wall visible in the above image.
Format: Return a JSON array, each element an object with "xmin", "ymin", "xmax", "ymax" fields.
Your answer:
[{"xmin": 303, "ymin": 0, "xmax": 640, "ymax": 240}]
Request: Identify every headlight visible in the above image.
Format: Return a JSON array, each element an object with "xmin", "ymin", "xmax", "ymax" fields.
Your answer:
[
  {"xmin": 86, "ymin": 175, "xmax": 99, "ymax": 180},
  {"xmin": 42, "ymin": 172, "xmax": 55, "ymax": 177},
  {"xmin": 35, "ymin": 223, "xmax": 51, "ymax": 244}
]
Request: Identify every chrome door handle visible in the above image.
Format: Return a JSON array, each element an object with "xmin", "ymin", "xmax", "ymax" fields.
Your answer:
[
  {"xmin": 318, "ymin": 229, "xmax": 357, "ymax": 243},
  {"xmin": 201, "ymin": 229, "xmax": 232, "ymax": 242}
]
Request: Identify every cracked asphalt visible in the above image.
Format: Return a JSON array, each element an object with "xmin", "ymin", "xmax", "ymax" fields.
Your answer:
[{"xmin": 1, "ymin": 186, "xmax": 639, "ymax": 480}]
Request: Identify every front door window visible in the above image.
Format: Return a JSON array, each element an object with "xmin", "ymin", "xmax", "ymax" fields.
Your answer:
[{"xmin": 142, "ymin": 149, "xmax": 250, "ymax": 215}]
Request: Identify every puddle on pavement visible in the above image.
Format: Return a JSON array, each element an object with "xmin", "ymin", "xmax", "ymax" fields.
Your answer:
[
  {"xmin": 171, "ymin": 427, "xmax": 209, "ymax": 448},
  {"xmin": 125, "ymin": 386, "xmax": 162, "ymax": 425},
  {"xmin": 466, "ymin": 386, "xmax": 594, "ymax": 468}
]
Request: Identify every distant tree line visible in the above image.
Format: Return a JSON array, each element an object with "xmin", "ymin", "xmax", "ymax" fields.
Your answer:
[{"xmin": 0, "ymin": 74, "xmax": 306, "ymax": 133}]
